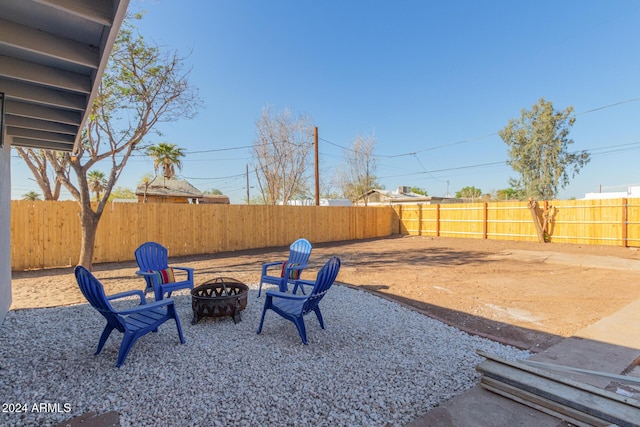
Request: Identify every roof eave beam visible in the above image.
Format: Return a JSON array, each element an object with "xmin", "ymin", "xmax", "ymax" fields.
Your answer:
[
  {"xmin": 33, "ymin": 0, "xmax": 115, "ymax": 27},
  {"xmin": 0, "ymin": 18, "xmax": 99, "ymax": 69},
  {"xmin": 0, "ymin": 55, "xmax": 91, "ymax": 94},
  {"xmin": 11, "ymin": 136, "xmax": 74, "ymax": 151}
]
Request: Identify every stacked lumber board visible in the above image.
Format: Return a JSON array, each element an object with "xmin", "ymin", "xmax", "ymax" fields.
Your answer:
[{"xmin": 476, "ymin": 350, "xmax": 640, "ymax": 427}]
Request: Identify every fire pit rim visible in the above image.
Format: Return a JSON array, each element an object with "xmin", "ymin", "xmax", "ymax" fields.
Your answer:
[{"xmin": 190, "ymin": 277, "xmax": 249, "ymax": 325}]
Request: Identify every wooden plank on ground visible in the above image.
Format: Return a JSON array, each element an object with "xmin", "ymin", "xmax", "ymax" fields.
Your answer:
[
  {"xmin": 522, "ymin": 359, "xmax": 640, "ymax": 387},
  {"xmin": 481, "ymin": 377, "xmax": 602, "ymax": 427},
  {"xmin": 476, "ymin": 350, "xmax": 640, "ymax": 427}
]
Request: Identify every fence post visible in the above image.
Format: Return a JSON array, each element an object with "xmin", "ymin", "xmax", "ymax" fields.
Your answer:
[
  {"xmin": 418, "ymin": 204, "xmax": 423, "ymax": 236},
  {"xmin": 436, "ymin": 204, "xmax": 441, "ymax": 237},
  {"xmin": 483, "ymin": 202, "xmax": 488, "ymax": 239},
  {"xmin": 622, "ymin": 198, "xmax": 628, "ymax": 248}
]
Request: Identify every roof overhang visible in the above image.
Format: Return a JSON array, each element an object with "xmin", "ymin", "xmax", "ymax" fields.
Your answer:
[{"xmin": 0, "ymin": 0, "xmax": 129, "ymax": 152}]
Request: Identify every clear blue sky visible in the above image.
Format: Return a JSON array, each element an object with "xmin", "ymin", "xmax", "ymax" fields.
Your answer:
[{"xmin": 10, "ymin": 0, "xmax": 640, "ymax": 203}]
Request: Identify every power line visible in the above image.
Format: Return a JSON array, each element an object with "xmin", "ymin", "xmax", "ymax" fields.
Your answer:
[
  {"xmin": 320, "ymin": 96, "xmax": 640, "ymax": 160},
  {"xmin": 378, "ymin": 161, "xmax": 507, "ymax": 180},
  {"xmin": 185, "ymin": 145, "xmax": 254, "ymax": 154},
  {"xmin": 575, "ymin": 98, "xmax": 640, "ymax": 116}
]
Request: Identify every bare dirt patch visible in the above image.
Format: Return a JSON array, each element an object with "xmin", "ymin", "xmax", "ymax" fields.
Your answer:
[{"xmin": 11, "ymin": 236, "xmax": 640, "ymax": 351}]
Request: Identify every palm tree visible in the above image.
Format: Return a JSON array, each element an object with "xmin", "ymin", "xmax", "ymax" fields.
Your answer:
[
  {"xmin": 87, "ymin": 170, "xmax": 107, "ymax": 201},
  {"xmin": 146, "ymin": 142, "xmax": 185, "ymax": 179},
  {"xmin": 22, "ymin": 191, "xmax": 41, "ymax": 201}
]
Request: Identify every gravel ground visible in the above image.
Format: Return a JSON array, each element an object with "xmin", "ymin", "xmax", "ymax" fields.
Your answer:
[{"xmin": 0, "ymin": 283, "xmax": 529, "ymax": 427}]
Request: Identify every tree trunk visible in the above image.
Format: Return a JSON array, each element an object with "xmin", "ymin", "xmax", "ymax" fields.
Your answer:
[
  {"xmin": 527, "ymin": 198, "xmax": 546, "ymax": 243},
  {"xmin": 78, "ymin": 209, "xmax": 101, "ymax": 270}
]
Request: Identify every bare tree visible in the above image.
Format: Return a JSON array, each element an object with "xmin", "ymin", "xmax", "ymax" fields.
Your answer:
[
  {"xmin": 338, "ymin": 134, "xmax": 380, "ymax": 204},
  {"xmin": 14, "ymin": 148, "xmax": 65, "ymax": 200},
  {"xmin": 139, "ymin": 173, "xmax": 158, "ymax": 203},
  {"xmin": 20, "ymin": 16, "xmax": 201, "ymax": 269},
  {"xmin": 251, "ymin": 105, "xmax": 314, "ymax": 205}
]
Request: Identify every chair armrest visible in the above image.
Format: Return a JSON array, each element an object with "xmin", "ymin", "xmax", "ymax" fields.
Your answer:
[
  {"xmin": 294, "ymin": 279, "xmax": 314, "ymax": 287},
  {"xmin": 263, "ymin": 261, "xmax": 284, "ymax": 268},
  {"xmin": 281, "ymin": 263, "xmax": 305, "ymax": 293},
  {"xmin": 118, "ymin": 297, "xmax": 175, "ymax": 315},
  {"xmin": 135, "ymin": 270, "xmax": 155, "ymax": 277},
  {"xmin": 261, "ymin": 261, "xmax": 284, "ymax": 275},
  {"xmin": 171, "ymin": 266, "xmax": 194, "ymax": 280},
  {"xmin": 282, "ymin": 262, "xmax": 307, "ymax": 279},
  {"xmin": 137, "ymin": 268, "xmax": 193, "ymax": 281},
  {"xmin": 107, "ymin": 289, "xmax": 146, "ymax": 304},
  {"xmin": 264, "ymin": 290, "xmax": 309, "ymax": 301},
  {"xmin": 285, "ymin": 263, "xmax": 307, "ymax": 273}
]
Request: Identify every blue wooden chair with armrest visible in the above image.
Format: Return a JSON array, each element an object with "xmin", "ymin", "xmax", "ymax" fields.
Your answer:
[
  {"xmin": 257, "ymin": 256, "xmax": 341, "ymax": 344},
  {"xmin": 258, "ymin": 238, "xmax": 312, "ymax": 297},
  {"xmin": 74, "ymin": 265, "xmax": 185, "ymax": 367},
  {"xmin": 135, "ymin": 241, "xmax": 194, "ymax": 301}
]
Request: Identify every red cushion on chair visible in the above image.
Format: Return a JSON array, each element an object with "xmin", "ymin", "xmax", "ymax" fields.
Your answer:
[
  {"xmin": 280, "ymin": 262, "xmax": 301, "ymax": 280},
  {"xmin": 149, "ymin": 268, "xmax": 175, "ymax": 284}
]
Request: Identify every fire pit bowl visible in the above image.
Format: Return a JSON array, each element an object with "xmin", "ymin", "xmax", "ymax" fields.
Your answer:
[{"xmin": 191, "ymin": 277, "xmax": 248, "ymax": 324}]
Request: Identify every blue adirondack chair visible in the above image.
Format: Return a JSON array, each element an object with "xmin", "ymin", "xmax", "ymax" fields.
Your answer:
[
  {"xmin": 74, "ymin": 266, "xmax": 186, "ymax": 367},
  {"xmin": 134, "ymin": 241, "xmax": 194, "ymax": 301},
  {"xmin": 257, "ymin": 256, "xmax": 341, "ymax": 344},
  {"xmin": 258, "ymin": 238, "xmax": 312, "ymax": 297}
]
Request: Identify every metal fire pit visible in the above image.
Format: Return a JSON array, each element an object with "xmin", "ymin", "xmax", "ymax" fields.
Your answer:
[{"xmin": 191, "ymin": 277, "xmax": 248, "ymax": 324}]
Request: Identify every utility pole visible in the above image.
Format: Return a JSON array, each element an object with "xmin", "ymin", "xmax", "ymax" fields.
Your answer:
[
  {"xmin": 246, "ymin": 164, "xmax": 250, "ymax": 205},
  {"xmin": 314, "ymin": 126, "xmax": 319, "ymax": 206}
]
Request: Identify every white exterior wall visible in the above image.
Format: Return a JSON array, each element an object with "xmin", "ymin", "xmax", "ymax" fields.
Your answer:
[
  {"xmin": 583, "ymin": 191, "xmax": 628, "ymax": 200},
  {"xmin": 584, "ymin": 186, "xmax": 640, "ymax": 200},
  {"xmin": 0, "ymin": 134, "xmax": 11, "ymax": 324}
]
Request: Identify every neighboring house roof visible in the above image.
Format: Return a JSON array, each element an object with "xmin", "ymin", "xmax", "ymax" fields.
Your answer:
[
  {"xmin": 0, "ymin": 0, "xmax": 129, "ymax": 151},
  {"xmin": 198, "ymin": 194, "xmax": 230, "ymax": 204},
  {"xmin": 135, "ymin": 178, "xmax": 203, "ymax": 198},
  {"xmin": 357, "ymin": 188, "xmax": 462, "ymax": 205},
  {"xmin": 360, "ymin": 188, "xmax": 425, "ymax": 199}
]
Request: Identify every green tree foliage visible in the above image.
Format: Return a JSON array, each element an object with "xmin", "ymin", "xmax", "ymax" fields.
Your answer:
[
  {"xmin": 495, "ymin": 187, "xmax": 521, "ymax": 201},
  {"xmin": 146, "ymin": 142, "xmax": 185, "ymax": 179},
  {"xmin": 456, "ymin": 186, "xmax": 482, "ymax": 200},
  {"xmin": 499, "ymin": 98, "xmax": 590, "ymax": 200},
  {"xmin": 203, "ymin": 188, "xmax": 223, "ymax": 195},
  {"xmin": 19, "ymin": 15, "xmax": 201, "ymax": 269},
  {"xmin": 109, "ymin": 186, "xmax": 136, "ymax": 200},
  {"xmin": 411, "ymin": 187, "xmax": 428, "ymax": 196},
  {"xmin": 22, "ymin": 191, "xmax": 41, "ymax": 201}
]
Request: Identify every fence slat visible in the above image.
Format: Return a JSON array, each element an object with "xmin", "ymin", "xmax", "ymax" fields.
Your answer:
[
  {"xmin": 11, "ymin": 199, "xmax": 640, "ymax": 271},
  {"xmin": 11, "ymin": 202, "xmax": 398, "ymax": 270}
]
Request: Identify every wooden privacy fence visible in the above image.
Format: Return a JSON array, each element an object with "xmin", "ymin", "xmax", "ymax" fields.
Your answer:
[
  {"xmin": 395, "ymin": 198, "xmax": 640, "ymax": 247},
  {"xmin": 11, "ymin": 201, "xmax": 397, "ymax": 270},
  {"xmin": 12, "ymin": 198, "xmax": 640, "ymax": 270}
]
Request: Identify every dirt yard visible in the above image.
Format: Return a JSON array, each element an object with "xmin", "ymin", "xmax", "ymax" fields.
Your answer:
[{"xmin": 11, "ymin": 235, "xmax": 640, "ymax": 351}]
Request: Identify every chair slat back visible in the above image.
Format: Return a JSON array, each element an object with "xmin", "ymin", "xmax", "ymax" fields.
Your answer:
[
  {"xmin": 135, "ymin": 241, "xmax": 169, "ymax": 271},
  {"xmin": 302, "ymin": 256, "xmax": 341, "ymax": 315},
  {"xmin": 288, "ymin": 238, "xmax": 312, "ymax": 265},
  {"xmin": 75, "ymin": 266, "xmax": 125, "ymax": 330}
]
